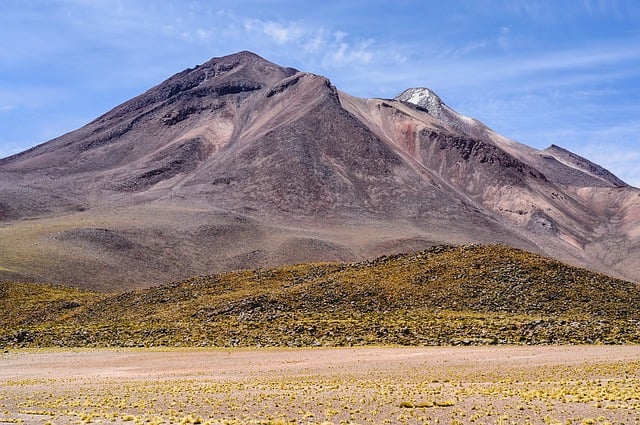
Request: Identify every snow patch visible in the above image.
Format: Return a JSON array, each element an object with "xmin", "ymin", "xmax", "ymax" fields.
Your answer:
[
  {"xmin": 398, "ymin": 88, "xmax": 443, "ymax": 112},
  {"xmin": 456, "ymin": 113, "xmax": 476, "ymax": 124}
]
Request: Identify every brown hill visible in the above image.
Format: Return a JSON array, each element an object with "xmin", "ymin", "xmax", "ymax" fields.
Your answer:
[
  {"xmin": 0, "ymin": 51, "xmax": 639, "ymax": 290},
  {"xmin": 2, "ymin": 245, "xmax": 639, "ymax": 348}
]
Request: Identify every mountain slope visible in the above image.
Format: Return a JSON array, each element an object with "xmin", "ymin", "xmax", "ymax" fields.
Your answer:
[
  {"xmin": 340, "ymin": 91, "xmax": 640, "ymax": 280},
  {"xmin": 2, "ymin": 245, "xmax": 639, "ymax": 348},
  {"xmin": 0, "ymin": 51, "xmax": 639, "ymax": 289}
]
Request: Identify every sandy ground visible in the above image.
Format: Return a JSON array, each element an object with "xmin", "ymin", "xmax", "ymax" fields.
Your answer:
[{"xmin": 1, "ymin": 346, "xmax": 639, "ymax": 424}]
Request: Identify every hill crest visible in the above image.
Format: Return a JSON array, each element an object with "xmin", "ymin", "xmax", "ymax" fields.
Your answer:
[{"xmin": 2, "ymin": 245, "xmax": 639, "ymax": 348}]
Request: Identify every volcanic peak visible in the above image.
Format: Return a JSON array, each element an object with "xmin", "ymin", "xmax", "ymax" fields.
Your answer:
[
  {"xmin": 1, "ymin": 51, "xmax": 639, "ymax": 290},
  {"xmin": 396, "ymin": 87, "xmax": 444, "ymax": 114},
  {"xmin": 395, "ymin": 87, "xmax": 481, "ymax": 136}
]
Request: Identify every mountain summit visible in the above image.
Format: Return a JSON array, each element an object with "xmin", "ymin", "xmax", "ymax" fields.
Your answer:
[{"xmin": 1, "ymin": 51, "xmax": 638, "ymax": 290}]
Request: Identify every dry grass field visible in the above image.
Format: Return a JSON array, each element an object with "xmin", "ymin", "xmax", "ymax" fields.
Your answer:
[
  {"xmin": 2, "ymin": 245, "xmax": 640, "ymax": 423},
  {"xmin": 1, "ymin": 346, "xmax": 639, "ymax": 425}
]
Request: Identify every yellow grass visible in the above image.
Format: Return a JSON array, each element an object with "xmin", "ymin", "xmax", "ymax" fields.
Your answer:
[{"xmin": 1, "ymin": 347, "xmax": 638, "ymax": 425}]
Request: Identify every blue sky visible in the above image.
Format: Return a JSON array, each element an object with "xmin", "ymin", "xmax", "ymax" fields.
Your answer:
[{"xmin": 1, "ymin": 0, "xmax": 639, "ymax": 186}]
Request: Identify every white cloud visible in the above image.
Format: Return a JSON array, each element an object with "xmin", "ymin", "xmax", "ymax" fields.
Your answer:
[
  {"xmin": 333, "ymin": 31, "xmax": 347, "ymax": 42},
  {"xmin": 266, "ymin": 21, "xmax": 303, "ymax": 43},
  {"xmin": 498, "ymin": 26, "xmax": 512, "ymax": 49},
  {"xmin": 239, "ymin": 18, "xmax": 384, "ymax": 69},
  {"xmin": 583, "ymin": 0, "xmax": 625, "ymax": 18},
  {"xmin": 430, "ymin": 39, "xmax": 640, "ymax": 90},
  {"xmin": 439, "ymin": 40, "xmax": 488, "ymax": 59},
  {"xmin": 196, "ymin": 29, "xmax": 211, "ymax": 41},
  {"xmin": 587, "ymin": 147, "xmax": 640, "ymax": 188},
  {"xmin": 515, "ymin": 123, "xmax": 640, "ymax": 187},
  {"xmin": 327, "ymin": 40, "xmax": 374, "ymax": 66},
  {"xmin": 509, "ymin": 43, "xmax": 640, "ymax": 75},
  {"xmin": 244, "ymin": 19, "xmax": 305, "ymax": 44},
  {"xmin": 0, "ymin": 86, "xmax": 66, "ymax": 110},
  {"xmin": 303, "ymin": 29, "xmax": 327, "ymax": 53}
]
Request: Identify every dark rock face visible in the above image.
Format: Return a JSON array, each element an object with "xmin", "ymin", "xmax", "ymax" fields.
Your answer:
[
  {"xmin": 0, "ymin": 51, "xmax": 638, "ymax": 289},
  {"xmin": 419, "ymin": 130, "xmax": 545, "ymax": 189},
  {"xmin": 527, "ymin": 212, "xmax": 558, "ymax": 235},
  {"xmin": 543, "ymin": 144, "xmax": 628, "ymax": 188},
  {"xmin": 117, "ymin": 138, "xmax": 211, "ymax": 192}
]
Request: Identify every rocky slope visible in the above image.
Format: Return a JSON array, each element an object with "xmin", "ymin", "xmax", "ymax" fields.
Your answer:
[
  {"xmin": 2, "ymin": 245, "xmax": 639, "ymax": 348},
  {"xmin": 0, "ymin": 51, "xmax": 638, "ymax": 289}
]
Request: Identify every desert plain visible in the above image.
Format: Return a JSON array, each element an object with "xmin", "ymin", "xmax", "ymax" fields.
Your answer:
[{"xmin": 1, "ymin": 345, "xmax": 639, "ymax": 425}]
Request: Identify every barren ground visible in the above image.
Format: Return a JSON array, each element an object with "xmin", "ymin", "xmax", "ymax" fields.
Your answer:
[{"xmin": 1, "ymin": 346, "xmax": 639, "ymax": 424}]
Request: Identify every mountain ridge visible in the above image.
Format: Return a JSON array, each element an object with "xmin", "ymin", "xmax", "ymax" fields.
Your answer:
[{"xmin": 0, "ymin": 51, "xmax": 639, "ymax": 290}]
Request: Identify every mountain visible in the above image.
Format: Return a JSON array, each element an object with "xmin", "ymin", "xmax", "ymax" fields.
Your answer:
[{"xmin": 0, "ymin": 51, "xmax": 639, "ymax": 290}]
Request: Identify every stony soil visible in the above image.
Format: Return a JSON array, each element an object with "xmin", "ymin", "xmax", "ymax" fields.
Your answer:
[
  {"xmin": 3, "ymin": 245, "xmax": 640, "ymax": 349},
  {"xmin": 1, "ymin": 346, "xmax": 639, "ymax": 424}
]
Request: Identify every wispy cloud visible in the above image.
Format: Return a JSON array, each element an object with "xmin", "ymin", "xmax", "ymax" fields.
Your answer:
[
  {"xmin": 584, "ymin": 145, "xmax": 640, "ymax": 188},
  {"xmin": 0, "ymin": 86, "xmax": 67, "ymax": 110},
  {"xmin": 38, "ymin": 4, "xmax": 399, "ymax": 76},
  {"xmin": 240, "ymin": 17, "xmax": 386, "ymax": 69},
  {"xmin": 325, "ymin": 37, "xmax": 375, "ymax": 66},
  {"xmin": 503, "ymin": 0, "xmax": 635, "ymax": 22},
  {"xmin": 594, "ymin": 148, "xmax": 640, "ymax": 173},
  {"xmin": 431, "ymin": 39, "xmax": 640, "ymax": 90},
  {"xmin": 436, "ymin": 40, "xmax": 489, "ymax": 60},
  {"xmin": 508, "ymin": 42, "xmax": 640, "ymax": 75},
  {"xmin": 582, "ymin": 0, "xmax": 626, "ymax": 18},
  {"xmin": 505, "ymin": 122, "xmax": 640, "ymax": 187},
  {"xmin": 244, "ymin": 19, "xmax": 306, "ymax": 44},
  {"xmin": 497, "ymin": 26, "xmax": 512, "ymax": 49}
]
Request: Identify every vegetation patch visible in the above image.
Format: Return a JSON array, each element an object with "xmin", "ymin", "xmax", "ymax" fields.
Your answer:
[
  {"xmin": 2, "ymin": 244, "xmax": 639, "ymax": 348},
  {"xmin": 2, "ymin": 350, "xmax": 638, "ymax": 425}
]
